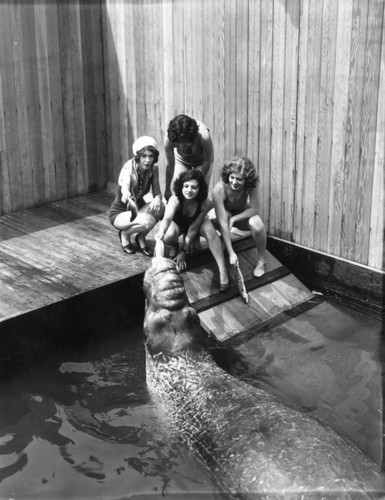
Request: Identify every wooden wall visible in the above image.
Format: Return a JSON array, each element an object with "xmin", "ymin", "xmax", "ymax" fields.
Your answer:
[
  {"xmin": 0, "ymin": 1, "xmax": 107, "ymax": 214},
  {"xmin": 0, "ymin": 1, "xmax": 383, "ymax": 272},
  {"xmin": 103, "ymin": 0, "xmax": 384, "ymax": 271}
]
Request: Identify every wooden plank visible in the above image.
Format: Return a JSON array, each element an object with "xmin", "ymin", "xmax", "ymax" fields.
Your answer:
[
  {"xmin": 246, "ymin": 0, "xmax": 260, "ymax": 167},
  {"xmin": 22, "ymin": 2, "xmax": 45, "ymax": 204},
  {"xmin": 281, "ymin": 0, "xmax": 299, "ymax": 240},
  {"xmin": 172, "ymin": 0, "xmax": 184, "ymax": 112},
  {"xmin": 271, "ymin": 274, "xmax": 315, "ymax": 307},
  {"xmin": 341, "ymin": 0, "xmax": 369, "ymax": 261},
  {"xmin": 90, "ymin": 3, "xmax": 108, "ymax": 190},
  {"xmin": 45, "ymin": 1, "xmax": 67, "ymax": 200},
  {"xmin": 293, "ymin": 0, "xmax": 309, "ymax": 243},
  {"xmin": 80, "ymin": 2, "xmax": 97, "ymax": 192},
  {"xmin": 301, "ymin": 0, "xmax": 323, "ymax": 248},
  {"xmin": 58, "ymin": 0, "xmax": 77, "ymax": 197},
  {"xmin": 34, "ymin": 2, "xmax": 56, "ymax": 201},
  {"xmin": 258, "ymin": 0, "xmax": 273, "ymax": 231},
  {"xmin": 162, "ymin": 0, "xmax": 174, "ymax": 126},
  {"xmin": 0, "ymin": 42, "xmax": 11, "ymax": 214},
  {"xmin": 368, "ymin": 0, "xmax": 385, "ymax": 269},
  {"xmin": 354, "ymin": 0, "xmax": 383, "ymax": 264},
  {"xmin": 212, "ymin": 0, "xmax": 225, "ymax": 187},
  {"xmin": 270, "ymin": 0, "xmax": 285, "ymax": 234},
  {"xmin": 224, "ymin": 0, "xmax": 236, "ymax": 161},
  {"xmin": 235, "ymin": 0, "xmax": 248, "ymax": 156},
  {"xmin": 69, "ymin": 1, "xmax": 88, "ymax": 194},
  {"xmin": 327, "ymin": 0, "xmax": 353, "ymax": 255},
  {"xmin": 314, "ymin": 0, "xmax": 338, "ymax": 251},
  {"xmin": 1, "ymin": 1, "xmax": 24, "ymax": 212}
]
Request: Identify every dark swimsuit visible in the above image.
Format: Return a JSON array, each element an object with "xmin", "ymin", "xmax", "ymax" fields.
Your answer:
[{"xmin": 173, "ymin": 200, "xmax": 202, "ymax": 235}]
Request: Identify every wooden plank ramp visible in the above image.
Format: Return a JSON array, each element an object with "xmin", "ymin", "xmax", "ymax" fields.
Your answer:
[{"xmin": 183, "ymin": 236, "xmax": 315, "ymax": 347}]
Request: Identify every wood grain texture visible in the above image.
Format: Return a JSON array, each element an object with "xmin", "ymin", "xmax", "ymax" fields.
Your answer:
[{"xmin": 0, "ymin": 0, "xmax": 383, "ymax": 273}]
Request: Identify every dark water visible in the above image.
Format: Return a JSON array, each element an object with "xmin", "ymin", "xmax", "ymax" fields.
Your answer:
[{"xmin": 0, "ymin": 298, "xmax": 383, "ymax": 499}]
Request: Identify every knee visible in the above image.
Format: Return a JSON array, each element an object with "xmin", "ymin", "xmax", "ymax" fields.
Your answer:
[
  {"xmin": 200, "ymin": 219, "xmax": 218, "ymax": 241},
  {"xmin": 250, "ymin": 215, "xmax": 265, "ymax": 234}
]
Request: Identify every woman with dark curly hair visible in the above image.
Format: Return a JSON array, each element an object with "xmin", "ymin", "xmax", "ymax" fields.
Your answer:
[
  {"xmin": 163, "ymin": 114, "xmax": 214, "ymax": 199},
  {"xmin": 108, "ymin": 136, "xmax": 164, "ymax": 256},
  {"xmin": 212, "ymin": 157, "xmax": 266, "ymax": 278},
  {"xmin": 155, "ymin": 170, "xmax": 229, "ymax": 290}
]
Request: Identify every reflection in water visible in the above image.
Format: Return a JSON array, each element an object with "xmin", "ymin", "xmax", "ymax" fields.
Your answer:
[
  {"xmin": 224, "ymin": 300, "xmax": 383, "ymax": 464},
  {"xmin": 0, "ymin": 299, "xmax": 383, "ymax": 498},
  {"xmin": 0, "ymin": 329, "xmax": 218, "ymax": 499}
]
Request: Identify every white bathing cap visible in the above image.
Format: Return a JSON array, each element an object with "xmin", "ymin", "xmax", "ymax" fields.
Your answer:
[{"xmin": 132, "ymin": 136, "xmax": 158, "ymax": 155}]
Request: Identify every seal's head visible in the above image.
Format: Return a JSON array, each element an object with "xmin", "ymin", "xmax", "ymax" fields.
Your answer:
[{"xmin": 143, "ymin": 258, "xmax": 205, "ymax": 355}]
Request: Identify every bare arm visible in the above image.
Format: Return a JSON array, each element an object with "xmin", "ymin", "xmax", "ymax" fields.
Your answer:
[
  {"xmin": 149, "ymin": 165, "xmax": 163, "ymax": 212},
  {"xmin": 156, "ymin": 196, "xmax": 179, "ymax": 239},
  {"xmin": 196, "ymin": 130, "xmax": 214, "ymax": 180},
  {"xmin": 164, "ymin": 136, "xmax": 175, "ymax": 200}
]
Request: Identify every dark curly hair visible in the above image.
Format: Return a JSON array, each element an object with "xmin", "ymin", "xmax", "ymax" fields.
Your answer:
[
  {"xmin": 167, "ymin": 115, "xmax": 198, "ymax": 144},
  {"xmin": 134, "ymin": 145, "xmax": 159, "ymax": 164},
  {"xmin": 173, "ymin": 169, "xmax": 208, "ymax": 204},
  {"xmin": 221, "ymin": 157, "xmax": 259, "ymax": 189}
]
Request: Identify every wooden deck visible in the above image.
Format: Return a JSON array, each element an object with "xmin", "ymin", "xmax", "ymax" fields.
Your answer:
[
  {"xmin": 0, "ymin": 189, "xmax": 153, "ymax": 323},
  {"xmin": 0, "ymin": 190, "xmax": 314, "ymax": 350}
]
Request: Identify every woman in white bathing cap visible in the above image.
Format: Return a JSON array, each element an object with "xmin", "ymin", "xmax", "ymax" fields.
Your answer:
[{"xmin": 108, "ymin": 136, "xmax": 164, "ymax": 256}]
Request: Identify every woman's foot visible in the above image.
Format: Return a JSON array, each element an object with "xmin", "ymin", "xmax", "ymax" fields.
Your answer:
[
  {"xmin": 253, "ymin": 259, "xmax": 266, "ymax": 278},
  {"xmin": 135, "ymin": 234, "xmax": 153, "ymax": 257},
  {"xmin": 119, "ymin": 230, "xmax": 135, "ymax": 254},
  {"xmin": 219, "ymin": 268, "xmax": 230, "ymax": 292}
]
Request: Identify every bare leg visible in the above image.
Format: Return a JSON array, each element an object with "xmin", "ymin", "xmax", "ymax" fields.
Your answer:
[
  {"xmin": 163, "ymin": 221, "xmax": 180, "ymax": 258},
  {"xmin": 249, "ymin": 215, "xmax": 266, "ymax": 277},
  {"xmin": 200, "ymin": 219, "xmax": 229, "ymax": 288}
]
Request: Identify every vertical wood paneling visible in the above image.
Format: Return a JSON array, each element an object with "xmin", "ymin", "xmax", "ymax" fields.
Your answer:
[
  {"xmin": 281, "ymin": 0, "xmax": 299, "ymax": 241},
  {"xmin": 369, "ymin": 0, "xmax": 384, "ymax": 269},
  {"xmin": 270, "ymin": 0, "xmax": 286, "ymax": 235},
  {"xmin": 293, "ymin": 0, "xmax": 309, "ymax": 243},
  {"xmin": 246, "ymin": 0, "xmax": 260, "ymax": 190},
  {"xmin": 327, "ymin": 0, "xmax": 353, "ymax": 255},
  {"xmin": 258, "ymin": 0, "xmax": 273, "ymax": 232},
  {"xmin": 212, "ymin": 0, "xmax": 226, "ymax": 186},
  {"xmin": 302, "ymin": 0, "xmax": 323, "ymax": 248},
  {"xmin": 354, "ymin": 0, "xmax": 383, "ymax": 264},
  {"xmin": 314, "ymin": 0, "xmax": 338, "ymax": 251},
  {"xmin": 0, "ymin": 1, "xmax": 383, "ymax": 272}
]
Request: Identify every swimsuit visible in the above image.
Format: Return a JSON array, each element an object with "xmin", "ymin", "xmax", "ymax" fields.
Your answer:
[{"xmin": 173, "ymin": 200, "xmax": 202, "ymax": 235}]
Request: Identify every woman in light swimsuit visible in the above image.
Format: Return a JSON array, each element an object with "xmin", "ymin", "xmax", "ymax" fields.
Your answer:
[{"xmin": 212, "ymin": 157, "xmax": 267, "ymax": 278}]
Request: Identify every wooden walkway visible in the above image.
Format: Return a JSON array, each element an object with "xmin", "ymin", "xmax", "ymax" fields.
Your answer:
[
  {"xmin": 0, "ymin": 189, "xmax": 314, "ymax": 349},
  {"xmin": 0, "ymin": 189, "xmax": 153, "ymax": 322}
]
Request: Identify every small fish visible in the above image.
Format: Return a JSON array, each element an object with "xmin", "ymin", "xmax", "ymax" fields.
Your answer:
[{"xmin": 233, "ymin": 262, "xmax": 249, "ymax": 304}]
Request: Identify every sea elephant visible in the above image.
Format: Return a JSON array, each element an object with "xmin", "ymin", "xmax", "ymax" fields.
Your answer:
[{"xmin": 143, "ymin": 257, "xmax": 384, "ymax": 499}]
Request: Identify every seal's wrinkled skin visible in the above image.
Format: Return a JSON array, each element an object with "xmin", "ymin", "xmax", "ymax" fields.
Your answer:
[{"xmin": 143, "ymin": 258, "xmax": 384, "ymax": 499}]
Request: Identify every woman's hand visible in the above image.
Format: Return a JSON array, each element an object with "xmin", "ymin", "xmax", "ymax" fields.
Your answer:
[
  {"xmin": 155, "ymin": 231, "xmax": 164, "ymax": 241},
  {"xmin": 126, "ymin": 197, "xmax": 138, "ymax": 217},
  {"xmin": 149, "ymin": 196, "xmax": 162, "ymax": 214},
  {"xmin": 228, "ymin": 216, "xmax": 235, "ymax": 232},
  {"xmin": 229, "ymin": 250, "xmax": 238, "ymax": 267},
  {"xmin": 174, "ymin": 251, "xmax": 187, "ymax": 271}
]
